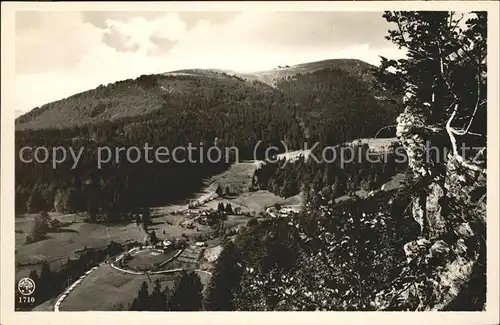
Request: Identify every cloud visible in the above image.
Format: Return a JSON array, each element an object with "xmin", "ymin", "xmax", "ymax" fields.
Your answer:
[
  {"xmin": 14, "ymin": 11, "xmax": 404, "ymax": 112},
  {"xmin": 103, "ymin": 14, "xmax": 187, "ymax": 54}
]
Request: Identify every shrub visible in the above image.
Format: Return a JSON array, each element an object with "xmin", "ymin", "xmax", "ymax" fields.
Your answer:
[{"xmin": 24, "ymin": 235, "xmax": 33, "ymax": 245}]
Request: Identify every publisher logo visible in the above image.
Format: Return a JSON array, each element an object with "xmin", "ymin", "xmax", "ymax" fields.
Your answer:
[{"xmin": 18, "ymin": 277, "xmax": 36, "ymax": 296}]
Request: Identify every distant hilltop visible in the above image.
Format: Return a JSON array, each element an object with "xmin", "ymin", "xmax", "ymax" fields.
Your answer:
[{"xmin": 15, "ymin": 58, "xmax": 398, "ymax": 131}]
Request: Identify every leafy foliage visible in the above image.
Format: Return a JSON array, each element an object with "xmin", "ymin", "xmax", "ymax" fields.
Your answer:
[
  {"xmin": 223, "ymin": 189, "xmax": 418, "ymax": 311},
  {"xmin": 379, "ymin": 11, "xmax": 486, "ymax": 148}
]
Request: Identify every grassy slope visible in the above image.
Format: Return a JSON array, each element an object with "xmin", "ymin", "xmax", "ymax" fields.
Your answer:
[{"xmin": 58, "ymin": 264, "xmax": 177, "ymax": 311}]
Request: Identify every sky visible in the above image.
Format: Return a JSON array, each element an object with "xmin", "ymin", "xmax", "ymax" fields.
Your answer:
[{"xmin": 14, "ymin": 11, "xmax": 405, "ymax": 115}]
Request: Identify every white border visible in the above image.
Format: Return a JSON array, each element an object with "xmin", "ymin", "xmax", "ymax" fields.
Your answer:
[{"xmin": 2, "ymin": 2, "xmax": 499, "ymax": 325}]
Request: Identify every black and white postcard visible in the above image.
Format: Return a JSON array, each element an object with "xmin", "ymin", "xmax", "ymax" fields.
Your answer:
[{"xmin": 1, "ymin": 1, "xmax": 499, "ymax": 325}]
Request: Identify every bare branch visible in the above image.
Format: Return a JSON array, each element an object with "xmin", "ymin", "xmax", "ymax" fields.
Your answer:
[
  {"xmin": 450, "ymin": 13, "xmax": 464, "ymax": 34},
  {"xmin": 446, "ymin": 107, "xmax": 485, "ymax": 173}
]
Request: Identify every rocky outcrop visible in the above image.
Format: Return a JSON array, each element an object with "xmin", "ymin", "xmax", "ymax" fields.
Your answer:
[
  {"xmin": 381, "ymin": 105, "xmax": 487, "ymax": 311},
  {"xmin": 395, "ymin": 109, "xmax": 430, "ymax": 177}
]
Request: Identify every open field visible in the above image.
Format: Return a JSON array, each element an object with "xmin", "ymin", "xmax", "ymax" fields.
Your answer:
[
  {"xmin": 124, "ymin": 249, "xmax": 181, "ymax": 271},
  {"xmin": 274, "ymin": 137, "xmax": 397, "ymax": 164},
  {"xmin": 57, "ymin": 264, "xmax": 179, "ymax": 311},
  {"xmin": 230, "ymin": 190, "xmax": 296, "ymax": 213},
  {"xmin": 208, "ymin": 161, "xmax": 258, "ymax": 194},
  {"xmin": 15, "ymin": 214, "xmax": 144, "ymax": 281},
  {"xmin": 56, "ymin": 261, "xmax": 212, "ymax": 311},
  {"xmin": 348, "ymin": 137, "xmax": 398, "ymax": 153},
  {"xmin": 32, "ymin": 297, "xmax": 58, "ymax": 311}
]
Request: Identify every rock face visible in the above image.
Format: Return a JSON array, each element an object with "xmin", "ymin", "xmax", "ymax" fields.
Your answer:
[
  {"xmin": 387, "ymin": 105, "xmax": 486, "ymax": 311},
  {"xmin": 396, "ymin": 109, "xmax": 430, "ymax": 177}
]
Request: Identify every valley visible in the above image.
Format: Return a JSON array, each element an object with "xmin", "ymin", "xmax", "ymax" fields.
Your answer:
[
  {"xmin": 16, "ymin": 136, "xmax": 404, "ymax": 311},
  {"xmin": 13, "ymin": 10, "xmax": 489, "ymax": 311},
  {"xmin": 15, "ymin": 159, "xmax": 306, "ymax": 311}
]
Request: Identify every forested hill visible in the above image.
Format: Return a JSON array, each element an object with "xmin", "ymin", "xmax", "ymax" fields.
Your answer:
[
  {"xmin": 15, "ymin": 58, "xmax": 400, "ymax": 137},
  {"xmin": 241, "ymin": 59, "xmax": 381, "ymax": 87},
  {"xmin": 15, "ymin": 58, "xmax": 402, "ymax": 215}
]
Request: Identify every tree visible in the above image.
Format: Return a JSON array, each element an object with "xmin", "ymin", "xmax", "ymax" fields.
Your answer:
[
  {"xmin": 26, "ymin": 211, "xmax": 51, "ymax": 243},
  {"xmin": 28, "ymin": 269, "xmax": 40, "ymax": 300},
  {"xmin": 38, "ymin": 261, "xmax": 53, "ymax": 301},
  {"xmin": 204, "ymin": 240, "xmax": 242, "ymax": 310},
  {"xmin": 367, "ymin": 10, "xmax": 488, "ymax": 311},
  {"xmin": 225, "ymin": 203, "xmax": 234, "ymax": 215},
  {"xmin": 217, "ymin": 202, "xmax": 225, "ymax": 213},
  {"xmin": 150, "ymin": 230, "xmax": 158, "ymax": 245},
  {"xmin": 130, "ymin": 281, "xmax": 150, "ymax": 311},
  {"xmin": 216, "ymin": 184, "xmax": 223, "ymax": 196},
  {"xmin": 168, "ymin": 271, "xmax": 203, "ymax": 311},
  {"xmin": 38, "ymin": 210, "xmax": 51, "ymax": 222},
  {"xmin": 142, "ymin": 207, "xmax": 151, "ymax": 229},
  {"xmin": 379, "ymin": 11, "xmax": 486, "ymax": 170},
  {"xmin": 149, "ymin": 279, "xmax": 167, "ymax": 311},
  {"xmin": 54, "ymin": 187, "xmax": 77, "ymax": 213},
  {"xmin": 28, "ymin": 269, "xmax": 39, "ymax": 283}
]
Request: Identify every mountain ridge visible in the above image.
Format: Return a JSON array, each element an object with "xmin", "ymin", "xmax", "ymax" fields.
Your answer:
[{"xmin": 15, "ymin": 58, "xmax": 392, "ymax": 131}]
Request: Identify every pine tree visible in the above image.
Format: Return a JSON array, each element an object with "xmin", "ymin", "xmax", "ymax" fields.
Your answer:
[
  {"xmin": 217, "ymin": 202, "xmax": 225, "ymax": 213},
  {"xmin": 216, "ymin": 184, "xmax": 223, "ymax": 196},
  {"xmin": 149, "ymin": 279, "xmax": 167, "ymax": 311},
  {"xmin": 142, "ymin": 207, "xmax": 151, "ymax": 229},
  {"xmin": 130, "ymin": 281, "xmax": 150, "ymax": 311},
  {"xmin": 150, "ymin": 230, "xmax": 158, "ymax": 245},
  {"xmin": 28, "ymin": 269, "xmax": 40, "ymax": 300},
  {"xmin": 204, "ymin": 240, "xmax": 242, "ymax": 310},
  {"xmin": 168, "ymin": 271, "xmax": 203, "ymax": 311},
  {"xmin": 38, "ymin": 261, "xmax": 53, "ymax": 300},
  {"xmin": 225, "ymin": 203, "xmax": 234, "ymax": 215}
]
